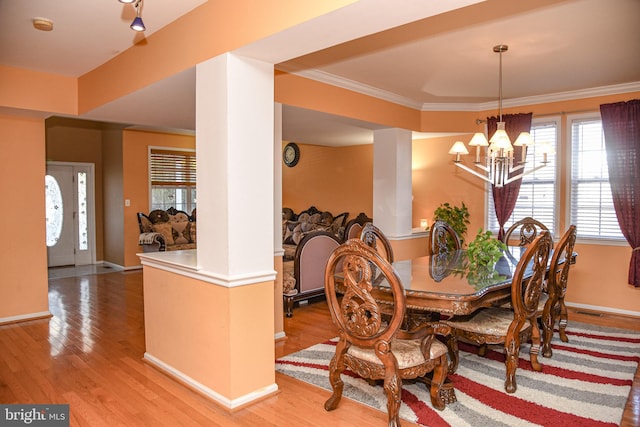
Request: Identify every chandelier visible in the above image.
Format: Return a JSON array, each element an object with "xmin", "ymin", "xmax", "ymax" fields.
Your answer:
[{"xmin": 448, "ymin": 45, "xmax": 550, "ymax": 188}]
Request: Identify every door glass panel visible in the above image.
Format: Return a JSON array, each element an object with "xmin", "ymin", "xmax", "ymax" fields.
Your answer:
[
  {"xmin": 45, "ymin": 175, "xmax": 63, "ymax": 247},
  {"xmin": 77, "ymin": 171, "xmax": 88, "ymax": 250}
]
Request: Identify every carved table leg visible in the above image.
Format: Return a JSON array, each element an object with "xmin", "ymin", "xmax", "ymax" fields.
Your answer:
[{"xmin": 416, "ymin": 371, "xmax": 457, "ymax": 404}]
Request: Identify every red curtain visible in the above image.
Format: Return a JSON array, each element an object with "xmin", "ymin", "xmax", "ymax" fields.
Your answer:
[
  {"xmin": 600, "ymin": 99, "xmax": 640, "ymax": 287},
  {"xmin": 488, "ymin": 113, "xmax": 533, "ymax": 240}
]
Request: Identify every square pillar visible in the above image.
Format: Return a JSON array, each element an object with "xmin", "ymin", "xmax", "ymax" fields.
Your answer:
[
  {"xmin": 142, "ymin": 52, "xmax": 279, "ymax": 408},
  {"xmin": 373, "ymin": 128, "xmax": 413, "ymax": 238}
]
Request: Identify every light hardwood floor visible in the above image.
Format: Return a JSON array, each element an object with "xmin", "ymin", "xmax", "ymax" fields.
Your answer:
[{"xmin": 0, "ymin": 270, "xmax": 637, "ymax": 426}]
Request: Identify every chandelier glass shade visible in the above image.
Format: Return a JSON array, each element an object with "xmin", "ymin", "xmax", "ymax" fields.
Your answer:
[{"xmin": 449, "ymin": 45, "xmax": 548, "ymax": 188}]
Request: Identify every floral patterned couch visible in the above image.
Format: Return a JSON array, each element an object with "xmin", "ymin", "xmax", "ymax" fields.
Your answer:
[
  {"xmin": 281, "ymin": 206, "xmax": 350, "ymax": 317},
  {"xmin": 137, "ymin": 207, "xmax": 197, "ymax": 252}
]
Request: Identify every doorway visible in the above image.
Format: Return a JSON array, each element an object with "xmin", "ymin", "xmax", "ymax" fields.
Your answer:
[{"xmin": 46, "ymin": 162, "xmax": 96, "ymax": 267}]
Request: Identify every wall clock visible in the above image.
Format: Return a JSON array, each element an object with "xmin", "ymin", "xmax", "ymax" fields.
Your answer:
[{"xmin": 283, "ymin": 142, "xmax": 300, "ymax": 167}]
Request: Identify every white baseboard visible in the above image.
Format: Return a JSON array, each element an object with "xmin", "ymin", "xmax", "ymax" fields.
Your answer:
[
  {"xmin": 144, "ymin": 352, "xmax": 278, "ymax": 410},
  {"xmin": 98, "ymin": 261, "xmax": 141, "ymax": 271},
  {"xmin": 0, "ymin": 311, "xmax": 52, "ymax": 325},
  {"xmin": 566, "ymin": 301, "xmax": 640, "ymax": 318}
]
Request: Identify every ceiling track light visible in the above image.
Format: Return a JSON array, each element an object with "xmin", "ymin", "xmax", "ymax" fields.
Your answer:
[{"xmin": 118, "ymin": 0, "xmax": 145, "ymax": 32}]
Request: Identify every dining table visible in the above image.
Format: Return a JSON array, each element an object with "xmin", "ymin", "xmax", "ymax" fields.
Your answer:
[
  {"xmin": 369, "ymin": 246, "xmax": 529, "ymax": 317},
  {"xmin": 343, "ymin": 245, "xmax": 575, "ymax": 332}
]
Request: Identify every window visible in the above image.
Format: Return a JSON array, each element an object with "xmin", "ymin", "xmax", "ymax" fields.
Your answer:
[
  {"xmin": 569, "ymin": 116, "xmax": 623, "ymax": 240},
  {"xmin": 488, "ymin": 119, "xmax": 558, "ymax": 236},
  {"xmin": 150, "ymin": 148, "xmax": 196, "ymax": 212}
]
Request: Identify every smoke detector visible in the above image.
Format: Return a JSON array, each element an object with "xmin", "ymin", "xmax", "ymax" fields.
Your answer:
[{"xmin": 33, "ymin": 18, "xmax": 54, "ymax": 31}]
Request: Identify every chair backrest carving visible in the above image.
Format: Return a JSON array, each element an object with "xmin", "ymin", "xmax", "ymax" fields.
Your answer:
[
  {"xmin": 430, "ymin": 220, "xmax": 462, "ymax": 254},
  {"xmin": 358, "ymin": 222, "xmax": 394, "ymax": 263},
  {"xmin": 324, "ymin": 239, "xmax": 405, "ymax": 348},
  {"xmin": 510, "ymin": 230, "xmax": 553, "ymax": 319},
  {"xmin": 547, "ymin": 225, "xmax": 577, "ymax": 301},
  {"xmin": 502, "ymin": 217, "xmax": 551, "ymax": 248}
]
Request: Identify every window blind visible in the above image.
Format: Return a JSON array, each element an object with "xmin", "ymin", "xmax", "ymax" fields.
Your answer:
[
  {"xmin": 569, "ymin": 118, "xmax": 623, "ymax": 239},
  {"xmin": 150, "ymin": 149, "xmax": 196, "ymax": 187}
]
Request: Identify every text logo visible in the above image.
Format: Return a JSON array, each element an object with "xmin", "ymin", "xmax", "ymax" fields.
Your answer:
[{"xmin": 1, "ymin": 405, "xmax": 69, "ymax": 426}]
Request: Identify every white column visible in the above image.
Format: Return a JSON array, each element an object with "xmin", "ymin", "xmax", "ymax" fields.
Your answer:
[
  {"xmin": 273, "ymin": 103, "xmax": 283, "ymax": 257},
  {"xmin": 373, "ymin": 128, "xmax": 413, "ymax": 238},
  {"xmin": 195, "ymin": 53, "xmax": 275, "ymax": 285}
]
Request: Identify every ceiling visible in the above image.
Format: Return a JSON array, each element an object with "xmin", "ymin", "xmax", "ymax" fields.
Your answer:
[{"xmin": 2, "ymin": 0, "xmax": 640, "ymax": 146}]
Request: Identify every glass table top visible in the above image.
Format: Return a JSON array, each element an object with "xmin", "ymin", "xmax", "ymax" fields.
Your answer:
[{"xmin": 383, "ymin": 246, "xmax": 532, "ymax": 297}]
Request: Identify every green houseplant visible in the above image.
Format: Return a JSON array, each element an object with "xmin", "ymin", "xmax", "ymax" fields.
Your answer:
[
  {"xmin": 466, "ymin": 228, "xmax": 507, "ymax": 269},
  {"xmin": 433, "ymin": 202, "xmax": 470, "ymax": 245}
]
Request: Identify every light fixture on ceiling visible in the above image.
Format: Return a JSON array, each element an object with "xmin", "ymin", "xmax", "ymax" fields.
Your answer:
[
  {"xmin": 33, "ymin": 17, "xmax": 54, "ymax": 31},
  {"xmin": 129, "ymin": 0, "xmax": 146, "ymax": 32},
  {"xmin": 448, "ymin": 45, "xmax": 549, "ymax": 188},
  {"xmin": 118, "ymin": 0, "xmax": 145, "ymax": 32}
]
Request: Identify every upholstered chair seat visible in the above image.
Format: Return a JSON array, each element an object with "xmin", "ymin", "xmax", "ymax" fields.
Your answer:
[
  {"xmin": 348, "ymin": 337, "xmax": 449, "ymax": 369},
  {"xmin": 447, "ymin": 308, "xmax": 519, "ymax": 336}
]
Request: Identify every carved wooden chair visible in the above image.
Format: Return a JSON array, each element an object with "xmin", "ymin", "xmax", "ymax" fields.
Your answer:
[
  {"xmin": 444, "ymin": 231, "xmax": 552, "ymax": 393},
  {"xmin": 324, "ymin": 239, "xmax": 454, "ymax": 425},
  {"xmin": 430, "ymin": 220, "xmax": 462, "ymax": 255},
  {"xmin": 502, "ymin": 217, "xmax": 552, "ymax": 248},
  {"xmin": 541, "ymin": 225, "xmax": 577, "ymax": 357},
  {"xmin": 343, "ymin": 212, "xmax": 372, "ymax": 241},
  {"xmin": 359, "ymin": 222, "xmax": 394, "ymax": 263}
]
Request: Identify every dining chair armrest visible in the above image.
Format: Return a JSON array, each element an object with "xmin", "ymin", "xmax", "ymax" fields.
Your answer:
[
  {"xmin": 397, "ymin": 322, "xmax": 452, "ymax": 358},
  {"xmin": 397, "ymin": 322, "xmax": 452, "ymax": 339}
]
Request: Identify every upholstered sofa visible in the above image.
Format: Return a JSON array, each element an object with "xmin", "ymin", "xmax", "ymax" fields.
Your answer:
[
  {"xmin": 282, "ymin": 206, "xmax": 348, "ymax": 257},
  {"xmin": 280, "ymin": 206, "xmax": 371, "ymax": 317},
  {"xmin": 137, "ymin": 207, "xmax": 197, "ymax": 252},
  {"xmin": 282, "ymin": 206, "xmax": 349, "ymax": 317}
]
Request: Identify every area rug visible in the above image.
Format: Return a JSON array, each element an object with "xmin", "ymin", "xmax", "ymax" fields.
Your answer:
[{"xmin": 275, "ymin": 322, "xmax": 640, "ymax": 426}]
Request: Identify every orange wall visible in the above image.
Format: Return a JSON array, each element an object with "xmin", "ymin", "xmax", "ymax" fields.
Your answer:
[
  {"xmin": 143, "ymin": 266, "xmax": 275, "ymax": 400},
  {"xmin": 123, "ymin": 130, "xmax": 196, "ymax": 267},
  {"xmin": 0, "ymin": 65, "xmax": 77, "ymax": 116},
  {"xmin": 0, "ymin": 114, "xmax": 49, "ymax": 320},
  {"xmin": 276, "ymin": 71, "xmax": 421, "ymax": 131},
  {"xmin": 412, "ymin": 134, "xmax": 485, "ymax": 245},
  {"xmin": 102, "ymin": 127, "xmax": 125, "ymax": 266},
  {"xmin": 282, "ymin": 142, "xmax": 373, "ymax": 219},
  {"xmin": 569, "ymin": 243, "xmax": 636, "ymax": 312}
]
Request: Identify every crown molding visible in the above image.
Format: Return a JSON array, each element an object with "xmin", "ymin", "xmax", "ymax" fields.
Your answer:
[
  {"xmin": 423, "ymin": 81, "xmax": 640, "ymax": 112},
  {"xmin": 277, "ymin": 66, "xmax": 640, "ymax": 113},
  {"xmin": 276, "ymin": 66, "xmax": 424, "ymax": 109}
]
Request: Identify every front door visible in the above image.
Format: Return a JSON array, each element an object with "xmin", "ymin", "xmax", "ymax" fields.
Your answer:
[{"xmin": 46, "ymin": 163, "xmax": 95, "ymax": 267}]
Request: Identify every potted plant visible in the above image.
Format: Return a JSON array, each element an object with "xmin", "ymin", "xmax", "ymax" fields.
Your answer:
[
  {"xmin": 433, "ymin": 202, "xmax": 470, "ymax": 245},
  {"xmin": 466, "ymin": 228, "xmax": 507, "ymax": 269}
]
